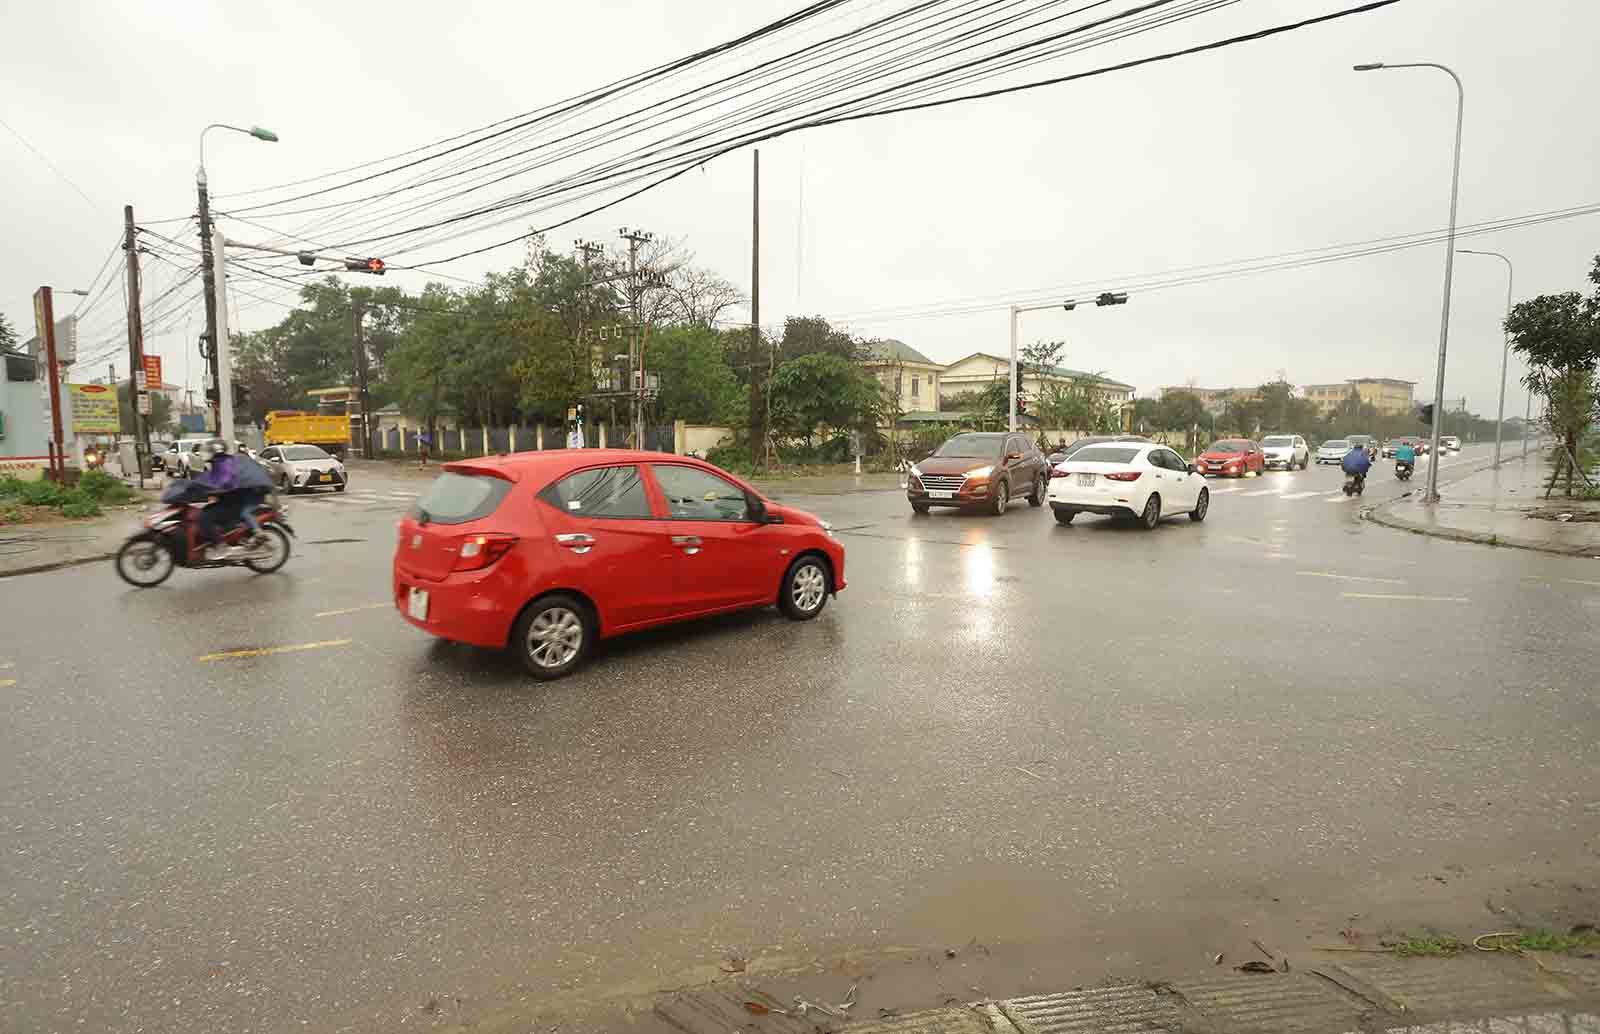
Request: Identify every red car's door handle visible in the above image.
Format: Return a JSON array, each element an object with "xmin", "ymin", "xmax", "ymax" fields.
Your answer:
[
  {"xmin": 555, "ymin": 533, "xmax": 595, "ymax": 554},
  {"xmin": 671, "ymin": 535, "xmax": 703, "ymax": 555}
]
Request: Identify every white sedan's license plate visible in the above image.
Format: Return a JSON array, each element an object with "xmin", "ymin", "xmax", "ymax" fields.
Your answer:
[
  {"xmin": 1077, "ymin": 473, "xmax": 1096, "ymax": 487},
  {"xmin": 926, "ymin": 489, "xmax": 956, "ymax": 499},
  {"xmin": 407, "ymin": 587, "xmax": 429, "ymax": 620}
]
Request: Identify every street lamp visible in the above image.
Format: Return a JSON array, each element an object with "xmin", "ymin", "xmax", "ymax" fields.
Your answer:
[
  {"xmin": 1456, "ymin": 248, "xmax": 1513, "ymax": 468},
  {"xmin": 1007, "ymin": 292, "xmax": 1128, "ymax": 431},
  {"xmin": 196, "ymin": 122, "xmax": 277, "ymax": 438},
  {"xmin": 1353, "ymin": 61, "xmax": 1464, "ymax": 503}
]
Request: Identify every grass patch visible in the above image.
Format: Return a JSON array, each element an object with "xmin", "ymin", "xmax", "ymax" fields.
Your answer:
[
  {"xmin": 1508, "ymin": 929, "xmax": 1600, "ymax": 955},
  {"xmin": 1389, "ymin": 935, "xmax": 1465, "ymax": 957}
]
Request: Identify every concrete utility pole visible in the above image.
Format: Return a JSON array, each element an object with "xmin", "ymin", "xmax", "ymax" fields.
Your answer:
[
  {"xmin": 123, "ymin": 205, "xmax": 147, "ymax": 485},
  {"xmin": 1353, "ymin": 62, "xmax": 1464, "ymax": 503},
  {"xmin": 750, "ymin": 148, "xmax": 761, "ymax": 465},
  {"xmin": 212, "ymin": 225, "xmax": 236, "ymax": 445},
  {"xmin": 352, "ymin": 300, "xmax": 374, "ymax": 458},
  {"xmin": 197, "ymin": 123, "xmax": 277, "ymax": 435},
  {"xmin": 619, "ymin": 228, "xmax": 653, "ymax": 448}
]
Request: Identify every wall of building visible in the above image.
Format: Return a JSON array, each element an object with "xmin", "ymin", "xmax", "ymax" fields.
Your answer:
[{"xmin": 0, "ymin": 367, "xmax": 49, "ymax": 462}]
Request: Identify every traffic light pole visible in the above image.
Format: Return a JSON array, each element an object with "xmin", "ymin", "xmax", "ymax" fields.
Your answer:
[{"xmin": 1008, "ymin": 294, "xmax": 1127, "ymax": 431}]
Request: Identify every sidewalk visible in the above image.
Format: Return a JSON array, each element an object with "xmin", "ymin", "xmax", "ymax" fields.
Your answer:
[
  {"xmin": 1369, "ymin": 448, "xmax": 1600, "ymax": 557},
  {"xmin": 656, "ymin": 949, "xmax": 1600, "ymax": 1034},
  {"xmin": 0, "ymin": 505, "xmax": 145, "ymax": 577}
]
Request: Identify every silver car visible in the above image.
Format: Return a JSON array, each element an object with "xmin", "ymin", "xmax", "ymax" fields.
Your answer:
[
  {"xmin": 1315, "ymin": 439, "xmax": 1350, "ymax": 465},
  {"xmin": 258, "ymin": 443, "xmax": 348, "ymax": 493}
]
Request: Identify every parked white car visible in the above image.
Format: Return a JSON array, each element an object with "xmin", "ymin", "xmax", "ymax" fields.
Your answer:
[
  {"xmin": 1260, "ymin": 434, "xmax": 1309, "ymax": 470},
  {"xmin": 1046, "ymin": 442, "xmax": 1209, "ymax": 529},
  {"xmin": 1315, "ymin": 439, "xmax": 1350, "ymax": 465},
  {"xmin": 162, "ymin": 437, "xmax": 214, "ymax": 476}
]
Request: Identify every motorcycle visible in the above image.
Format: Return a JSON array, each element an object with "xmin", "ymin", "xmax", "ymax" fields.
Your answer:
[
  {"xmin": 1342, "ymin": 472, "xmax": 1366, "ymax": 496},
  {"xmin": 1395, "ymin": 460, "xmax": 1414, "ymax": 481},
  {"xmin": 84, "ymin": 447, "xmax": 106, "ymax": 471},
  {"xmin": 115, "ymin": 480, "xmax": 294, "ymax": 587}
]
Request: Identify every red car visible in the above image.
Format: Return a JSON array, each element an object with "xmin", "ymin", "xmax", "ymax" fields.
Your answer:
[
  {"xmin": 1195, "ymin": 438, "xmax": 1265, "ymax": 477},
  {"xmin": 393, "ymin": 450, "xmax": 846, "ymax": 679}
]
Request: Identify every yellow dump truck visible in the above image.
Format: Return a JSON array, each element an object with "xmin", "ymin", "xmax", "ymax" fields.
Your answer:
[{"xmin": 264, "ymin": 411, "xmax": 352, "ymax": 457}]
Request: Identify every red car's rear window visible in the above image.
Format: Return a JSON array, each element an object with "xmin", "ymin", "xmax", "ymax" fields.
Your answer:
[{"xmin": 410, "ymin": 472, "xmax": 513, "ymax": 526}]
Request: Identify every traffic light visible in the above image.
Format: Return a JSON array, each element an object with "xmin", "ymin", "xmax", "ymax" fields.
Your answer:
[
  {"xmin": 344, "ymin": 257, "xmax": 386, "ymax": 275},
  {"xmin": 232, "ymin": 382, "xmax": 250, "ymax": 409},
  {"xmin": 1417, "ymin": 403, "xmax": 1435, "ymax": 425},
  {"xmin": 1016, "ymin": 393, "xmax": 1028, "ymax": 415},
  {"xmin": 1095, "ymin": 291, "xmax": 1129, "ymax": 306}
]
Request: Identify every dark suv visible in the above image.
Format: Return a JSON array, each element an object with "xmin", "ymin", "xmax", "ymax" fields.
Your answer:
[{"xmin": 907, "ymin": 432, "xmax": 1050, "ymax": 515}]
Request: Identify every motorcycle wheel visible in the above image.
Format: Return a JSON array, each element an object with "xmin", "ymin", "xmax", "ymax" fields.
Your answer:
[
  {"xmin": 244, "ymin": 525, "xmax": 292, "ymax": 574},
  {"xmin": 115, "ymin": 534, "xmax": 176, "ymax": 588}
]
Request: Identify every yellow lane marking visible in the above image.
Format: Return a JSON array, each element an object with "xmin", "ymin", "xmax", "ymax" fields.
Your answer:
[
  {"xmin": 0, "ymin": 678, "xmax": 15, "ymax": 688},
  {"xmin": 1298, "ymin": 570, "xmax": 1406, "ymax": 585},
  {"xmin": 1341, "ymin": 593, "xmax": 1468, "ymax": 603},
  {"xmin": 200, "ymin": 639, "xmax": 352, "ymax": 662},
  {"xmin": 1565, "ymin": 579, "xmax": 1600, "ymax": 588},
  {"xmin": 314, "ymin": 603, "xmax": 390, "ymax": 618}
]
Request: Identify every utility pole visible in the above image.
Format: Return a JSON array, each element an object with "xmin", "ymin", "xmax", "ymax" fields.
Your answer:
[
  {"xmin": 750, "ymin": 148, "xmax": 761, "ymax": 466},
  {"xmin": 197, "ymin": 169, "xmax": 221, "ymax": 435},
  {"xmin": 33, "ymin": 287, "xmax": 65, "ymax": 480},
  {"xmin": 618, "ymin": 228, "xmax": 654, "ymax": 448},
  {"xmin": 212, "ymin": 225, "xmax": 236, "ymax": 445},
  {"xmin": 352, "ymin": 300, "xmax": 374, "ymax": 458},
  {"xmin": 123, "ymin": 205, "xmax": 147, "ymax": 486}
]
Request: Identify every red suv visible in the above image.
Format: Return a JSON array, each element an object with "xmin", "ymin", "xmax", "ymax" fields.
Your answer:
[{"xmin": 393, "ymin": 451, "xmax": 846, "ymax": 679}]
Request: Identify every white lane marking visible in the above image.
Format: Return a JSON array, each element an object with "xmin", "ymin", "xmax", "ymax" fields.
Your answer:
[
  {"xmin": 1341, "ymin": 592, "xmax": 1469, "ymax": 602},
  {"xmin": 1564, "ymin": 578, "xmax": 1600, "ymax": 588},
  {"xmin": 1242, "ymin": 488, "xmax": 1280, "ymax": 497},
  {"xmin": 1325, "ymin": 494, "xmax": 1351, "ymax": 502},
  {"xmin": 314, "ymin": 602, "xmax": 390, "ymax": 618},
  {"xmin": 1280, "ymin": 491, "xmax": 1321, "ymax": 500},
  {"xmin": 1298, "ymin": 570, "xmax": 1407, "ymax": 585},
  {"xmin": 1208, "ymin": 486, "xmax": 1246, "ymax": 494}
]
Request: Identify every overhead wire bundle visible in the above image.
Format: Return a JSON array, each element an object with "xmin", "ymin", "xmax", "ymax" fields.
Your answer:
[{"xmin": 194, "ymin": 0, "xmax": 1405, "ymax": 276}]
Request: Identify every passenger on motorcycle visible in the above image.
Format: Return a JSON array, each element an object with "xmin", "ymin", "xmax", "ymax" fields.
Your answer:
[
  {"xmin": 1341, "ymin": 441, "xmax": 1373, "ymax": 487},
  {"xmin": 194, "ymin": 439, "xmax": 271, "ymax": 559},
  {"xmin": 1394, "ymin": 440, "xmax": 1417, "ymax": 475}
]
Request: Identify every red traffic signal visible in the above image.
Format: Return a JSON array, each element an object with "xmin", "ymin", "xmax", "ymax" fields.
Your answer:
[{"xmin": 344, "ymin": 257, "xmax": 386, "ymax": 275}]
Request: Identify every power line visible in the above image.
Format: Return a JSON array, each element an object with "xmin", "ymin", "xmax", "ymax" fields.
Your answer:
[{"xmin": 0, "ymin": 115, "xmax": 100, "ymax": 212}]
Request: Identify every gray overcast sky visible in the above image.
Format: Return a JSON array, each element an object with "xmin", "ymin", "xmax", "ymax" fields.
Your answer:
[{"xmin": 4, "ymin": 0, "xmax": 1598, "ymax": 417}]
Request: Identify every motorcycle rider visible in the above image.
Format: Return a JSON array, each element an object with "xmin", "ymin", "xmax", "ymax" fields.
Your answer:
[
  {"xmin": 193, "ymin": 439, "xmax": 272, "ymax": 558},
  {"xmin": 1342, "ymin": 438, "xmax": 1373, "ymax": 490},
  {"xmin": 1394, "ymin": 439, "xmax": 1417, "ymax": 478}
]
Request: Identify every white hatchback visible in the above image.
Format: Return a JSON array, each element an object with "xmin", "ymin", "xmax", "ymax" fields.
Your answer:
[{"xmin": 1046, "ymin": 442, "xmax": 1209, "ymax": 529}]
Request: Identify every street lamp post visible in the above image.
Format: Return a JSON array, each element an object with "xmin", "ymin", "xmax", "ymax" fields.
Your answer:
[
  {"xmin": 1007, "ymin": 292, "xmax": 1127, "ymax": 431},
  {"xmin": 197, "ymin": 123, "xmax": 277, "ymax": 438},
  {"xmin": 1456, "ymin": 248, "xmax": 1513, "ymax": 468},
  {"xmin": 1353, "ymin": 61, "xmax": 1463, "ymax": 503}
]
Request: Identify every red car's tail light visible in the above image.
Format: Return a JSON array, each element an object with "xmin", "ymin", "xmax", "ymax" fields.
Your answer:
[
  {"xmin": 453, "ymin": 533, "xmax": 517, "ymax": 572},
  {"xmin": 1103, "ymin": 471, "xmax": 1143, "ymax": 482},
  {"xmin": 1050, "ymin": 467, "xmax": 1069, "ymax": 478}
]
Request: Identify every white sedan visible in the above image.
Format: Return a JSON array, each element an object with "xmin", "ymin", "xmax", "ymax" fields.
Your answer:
[
  {"xmin": 1315, "ymin": 439, "xmax": 1350, "ymax": 464},
  {"xmin": 1046, "ymin": 442, "xmax": 1209, "ymax": 529}
]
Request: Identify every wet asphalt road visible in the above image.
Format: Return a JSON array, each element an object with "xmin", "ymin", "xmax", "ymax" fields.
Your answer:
[{"xmin": 4, "ymin": 445, "xmax": 1599, "ymax": 1033}]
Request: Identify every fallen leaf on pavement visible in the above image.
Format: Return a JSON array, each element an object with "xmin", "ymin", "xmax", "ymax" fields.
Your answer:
[
  {"xmin": 720, "ymin": 956, "xmax": 747, "ymax": 973},
  {"xmin": 1235, "ymin": 961, "xmax": 1275, "ymax": 973},
  {"xmin": 1211, "ymin": 952, "xmax": 1224, "ymax": 965},
  {"xmin": 743, "ymin": 1001, "xmax": 770, "ymax": 1015}
]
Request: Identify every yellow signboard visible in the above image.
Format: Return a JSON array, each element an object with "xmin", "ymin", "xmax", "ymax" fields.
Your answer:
[{"xmin": 68, "ymin": 383, "xmax": 121, "ymax": 433}]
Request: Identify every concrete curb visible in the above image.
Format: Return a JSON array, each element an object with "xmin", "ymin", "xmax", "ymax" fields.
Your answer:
[
  {"xmin": 1364, "ymin": 506, "xmax": 1599, "ymax": 557},
  {"xmin": 0, "ymin": 552, "xmax": 117, "ymax": 579},
  {"xmin": 1359, "ymin": 455, "xmax": 1600, "ymax": 558}
]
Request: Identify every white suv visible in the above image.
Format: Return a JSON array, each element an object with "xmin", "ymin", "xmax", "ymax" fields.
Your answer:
[
  {"xmin": 162, "ymin": 437, "xmax": 213, "ymax": 476},
  {"xmin": 1260, "ymin": 434, "xmax": 1309, "ymax": 470}
]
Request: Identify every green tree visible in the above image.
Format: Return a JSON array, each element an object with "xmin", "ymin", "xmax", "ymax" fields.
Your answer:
[
  {"xmin": 1505, "ymin": 255, "xmax": 1600, "ymax": 495},
  {"xmin": 0, "ymin": 312, "xmax": 18, "ymax": 352},
  {"xmin": 115, "ymin": 379, "xmax": 173, "ymax": 435},
  {"xmin": 768, "ymin": 352, "xmax": 885, "ymax": 444},
  {"xmin": 778, "ymin": 316, "xmax": 861, "ymax": 363},
  {"xmin": 645, "ymin": 324, "xmax": 742, "ymax": 424}
]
